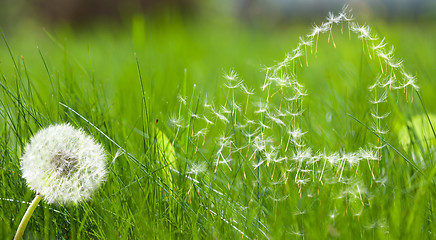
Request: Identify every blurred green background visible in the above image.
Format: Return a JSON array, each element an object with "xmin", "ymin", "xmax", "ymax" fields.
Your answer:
[
  {"xmin": 1, "ymin": 0, "xmax": 435, "ymax": 116},
  {"xmin": 1, "ymin": 0, "xmax": 436, "ymax": 30}
]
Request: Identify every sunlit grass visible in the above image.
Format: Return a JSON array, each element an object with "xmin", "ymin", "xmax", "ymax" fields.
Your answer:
[{"xmin": 1, "ymin": 9, "xmax": 436, "ymax": 239}]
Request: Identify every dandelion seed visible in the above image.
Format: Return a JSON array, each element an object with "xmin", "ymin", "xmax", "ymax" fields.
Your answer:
[
  {"xmin": 169, "ymin": 115, "xmax": 184, "ymax": 128},
  {"xmin": 370, "ymin": 143, "xmax": 387, "ymax": 150},
  {"xmin": 375, "ymin": 176, "xmax": 387, "ymax": 187},
  {"xmin": 372, "ymin": 38, "xmax": 386, "ymax": 51},
  {"xmin": 273, "ymin": 108, "xmax": 287, "ymax": 117},
  {"xmin": 284, "ymin": 95, "xmax": 300, "ymax": 102},
  {"xmin": 224, "ymin": 69, "xmax": 238, "ymax": 82},
  {"xmin": 377, "ymin": 46, "xmax": 395, "ymax": 62},
  {"xmin": 339, "ymin": 5, "xmax": 354, "ymax": 21},
  {"xmin": 308, "ymin": 154, "xmax": 322, "ymax": 165},
  {"xmin": 288, "ymin": 128, "xmax": 307, "ymax": 139},
  {"xmin": 266, "ymin": 111, "xmax": 285, "ymax": 126},
  {"xmin": 254, "ymin": 101, "xmax": 269, "ymax": 114},
  {"xmin": 388, "ymin": 58, "xmax": 403, "ymax": 69},
  {"xmin": 202, "ymin": 115, "xmax": 214, "ymax": 125},
  {"xmin": 288, "ymin": 109, "xmax": 306, "ymax": 118},
  {"xmin": 211, "ymin": 107, "xmax": 229, "ymax": 123},
  {"xmin": 253, "ymin": 159, "xmax": 266, "ymax": 169},
  {"xmin": 194, "ymin": 128, "xmax": 208, "ymax": 138},
  {"xmin": 219, "ymin": 105, "xmax": 231, "ymax": 114},
  {"xmin": 190, "ymin": 113, "xmax": 200, "ymax": 119},
  {"xmin": 230, "ymin": 144, "xmax": 248, "ymax": 154},
  {"xmin": 400, "ymin": 72, "xmax": 419, "ymax": 90},
  {"xmin": 294, "ymin": 87, "xmax": 308, "ymax": 98},
  {"xmin": 308, "ymin": 23, "xmax": 329, "ymax": 38},
  {"xmin": 272, "ymin": 156, "xmax": 287, "ymax": 163},
  {"xmin": 218, "ymin": 134, "xmax": 233, "ymax": 146},
  {"xmin": 242, "ymin": 131, "xmax": 256, "ymax": 139},
  {"xmin": 350, "ymin": 23, "xmax": 377, "ymax": 40},
  {"xmin": 268, "ymin": 194, "xmax": 288, "ymax": 201},
  {"xmin": 371, "ymin": 111, "xmax": 390, "ymax": 120},
  {"xmin": 381, "ymin": 76, "xmax": 396, "ymax": 88},
  {"xmin": 286, "ymin": 49, "xmax": 303, "ymax": 63},
  {"xmin": 268, "ymin": 75, "xmax": 289, "ymax": 87},
  {"xmin": 110, "ymin": 148, "xmax": 125, "ymax": 167},
  {"xmin": 292, "ymin": 148, "xmax": 312, "ymax": 163},
  {"xmin": 257, "ymin": 121, "xmax": 271, "ymax": 129},
  {"xmin": 370, "ymin": 91, "xmax": 388, "ymax": 104},
  {"xmin": 371, "ymin": 123, "xmax": 389, "ymax": 135},
  {"xmin": 295, "ymin": 178, "xmax": 310, "ymax": 185},
  {"xmin": 203, "ymin": 96, "xmax": 211, "ymax": 109},
  {"xmin": 178, "ymin": 95, "xmax": 187, "ymax": 105},
  {"xmin": 325, "ymin": 153, "xmax": 340, "ymax": 165},
  {"xmin": 224, "ymin": 81, "xmax": 243, "ymax": 89},
  {"xmin": 271, "ymin": 174, "xmax": 288, "ymax": 185},
  {"xmin": 244, "ymin": 118, "xmax": 256, "ymax": 126},
  {"xmin": 260, "ymin": 79, "xmax": 272, "ymax": 91},
  {"xmin": 231, "ymin": 100, "xmax": 241, "ymax": 112},
  {"xmin": 293, "ymin": 208, "xmax": 306, "ymax": 215},
  {"xmin": 369, "ymin": 76, "xmax": 382, "ymax": 90},
  {"xmin": 343, "ymin": 152, "xmax": 360, "ymax": 166},
  {"xmin": 289, "ymin": 138, "xmax": 306, "ymax": 148},
  {"xmin": 298, "ymin": 37, "xmax": 312, "ymax": 47},
  {"xmin": 288, "ymin": 228, "xmax": 304, "ymax": 237},
  {"xmin": 253, "ymin": 136, "xmax": 266, "ymax": 152},
  {"xmin": 240, "ymin": 84, "xmax": 255, "ymax": 95},
  {"xmin": 327, "ymin": 12, "xmax": 341, "ymax": 25}
]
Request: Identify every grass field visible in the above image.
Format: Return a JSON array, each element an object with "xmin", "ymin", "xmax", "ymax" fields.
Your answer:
[{"xmin": 1, "ymin": 8, "xmax": 436, "ymax": 239}]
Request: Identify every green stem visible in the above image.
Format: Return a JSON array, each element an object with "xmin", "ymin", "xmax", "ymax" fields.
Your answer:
[{"xmin": 14, "ymin": 193, "xmax": 43, "ymax": 240}]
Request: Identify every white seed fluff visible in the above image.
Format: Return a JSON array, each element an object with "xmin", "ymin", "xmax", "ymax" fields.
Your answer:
[{"xmin": 21, "ymin": 123, "xmax": 107, "ymax": 205}]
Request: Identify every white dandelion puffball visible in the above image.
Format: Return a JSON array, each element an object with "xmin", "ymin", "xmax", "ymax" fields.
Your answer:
[{"xmin": 21, "ymin": 123, "xmax": 107, "ymax": 205}]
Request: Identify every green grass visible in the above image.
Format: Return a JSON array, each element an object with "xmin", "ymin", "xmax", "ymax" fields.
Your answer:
[{"xmin": 1, "ymin": 10, "xmax": 436, "ymax": 239}]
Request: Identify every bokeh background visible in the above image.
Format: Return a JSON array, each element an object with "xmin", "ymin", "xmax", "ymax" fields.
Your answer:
[{"xmin": 1, "ymin": 0, "xmax": 436, "ymax": 30}]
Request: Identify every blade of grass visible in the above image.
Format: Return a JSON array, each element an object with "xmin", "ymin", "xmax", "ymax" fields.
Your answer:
[{"xmin": 347, "ymin": 113, "xmax": 424, "ymax": 176}]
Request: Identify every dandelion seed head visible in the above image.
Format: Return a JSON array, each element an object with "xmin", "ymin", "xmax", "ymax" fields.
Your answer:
[
  {"xmin": 224, "ymin": 69, "xmax": 238, "ymax": 82},
  {"xmin": 325, "ymin": 153, "xmax": 340, "ymax": 165},
  {"xmin": 350, "ymin": 23, "xmax": 376, "ymax": 40},
  {"xmin": 21, "ymin": 123, "xmax": 107, "ymax": 205},
  {"xmin": 401, "ymin": 72, "xmax": 419, "ymax": 90},
  {"xmin": 169, "ymin": 115, "xmax": 184, "ymax": 128},
  {"xmin": 308, "ymin": 23, "xmax": 329, "ymax": 37},
  {"xmin": 240, "ymin": 84, "xmax": 255, "ymax": 95},
  {"xmin": 358, "ymin": 148, "xmax": 378, "ymax": 160},
  {"xmin": 327, "ymin": 12, "xmax": 341, "ymax": 24},
  {"xmin": 299, "ymin": 37, "xmax": 313, "ymax": 47},
  {"xmin": 292, "ymin": 148, "xmax": 312, "ymax": 163},
  {"xmin": 178, "ymin": 95, "xmax": 187, "ymax": 105},
  {"xmin": 372, "ymin": 38, "xmax": 386, "ymax": 51},
  {"xmin": 194, "ymin": 128, "xmax": 208, "ymax": 138},
  {"xmin": 288, "ymin": 128, "xmax": 307, "ymax": 139},
  {"xmin": 339, "ymin": 5, "xmax": 354, "ymax": 21}
]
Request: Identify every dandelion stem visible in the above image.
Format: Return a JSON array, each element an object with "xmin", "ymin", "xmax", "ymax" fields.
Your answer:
[{"xmin": 14, "ymin": 193, "xmax": 43, "ymax": 240}]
